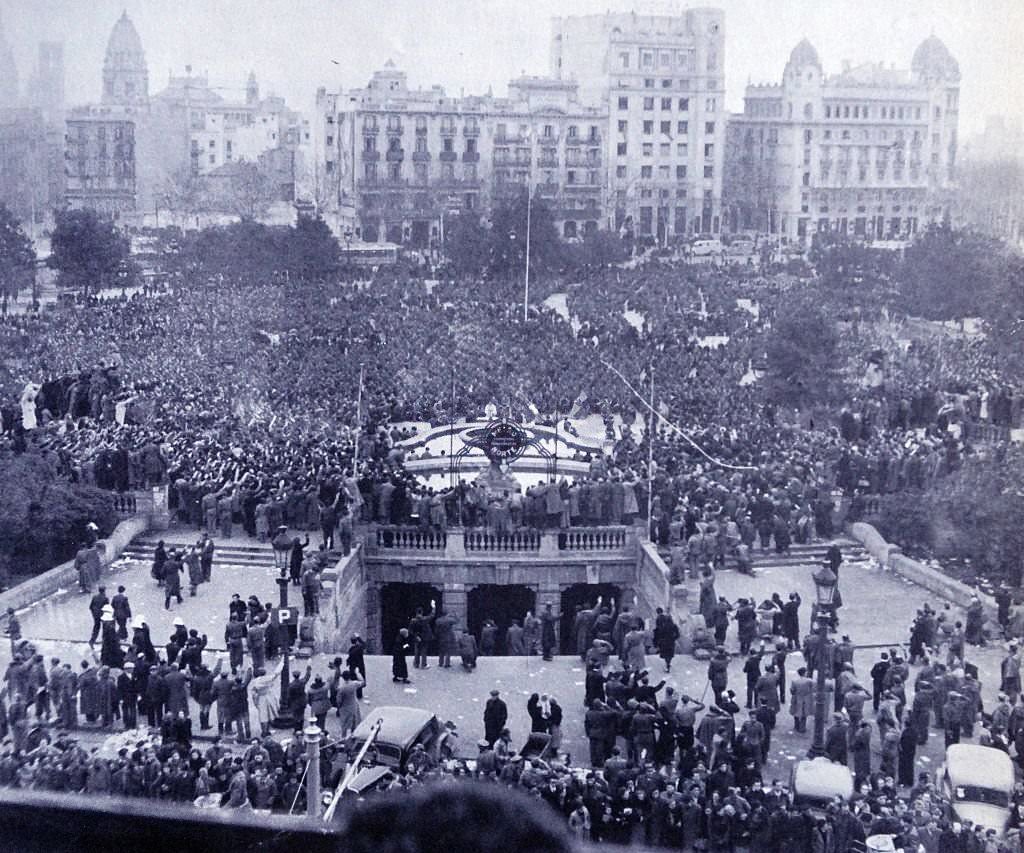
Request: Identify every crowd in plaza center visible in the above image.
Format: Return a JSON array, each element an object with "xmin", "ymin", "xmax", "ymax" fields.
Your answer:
[{"xmin": 1, "ymin": 250, "xmax": 1023, "ymax": 849}]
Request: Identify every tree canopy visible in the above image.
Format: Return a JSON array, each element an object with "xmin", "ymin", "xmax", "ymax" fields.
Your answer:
[
  {"xmin": 764, "ymin": 294, "xmax": 840, "ymax": 408},
  {"xmin": 48, "ymin": 209, "xmax": 132, "ymax": 294},
  {"xmin": 0, "ymin": 203, "xmax": 36, "ymax": 310}
]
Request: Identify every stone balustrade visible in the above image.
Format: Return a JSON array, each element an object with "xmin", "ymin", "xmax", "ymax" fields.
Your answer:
[
  {"xmin": 464, "ymin": 529, "xmax": 541, "ymax": 552},
  {"xmin": 559, "ymin": 526, "xmax": 630, "ymax": 551},
  {"xmin": 374, "ymin": 526, "xmax": 447, "ymax": 551}
]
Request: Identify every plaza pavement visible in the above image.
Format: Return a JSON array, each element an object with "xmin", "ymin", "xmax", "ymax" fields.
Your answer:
[{"xmin": 3, "ymin": 529, "xmax": 1008, "ymax": 779}]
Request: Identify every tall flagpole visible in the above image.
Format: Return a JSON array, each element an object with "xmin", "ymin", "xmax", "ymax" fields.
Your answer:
[
  {"xmin": 647, "ymin": 362, "xmax": 655, "ymax": 542},
  {"xmin": 353, "ymin": 362, "xmax": 364, "ymax": 469},
  {"xmin": 449, "ymin": 366, "xmax": 456, "ymax": 491},
  {"xmin": 523, "ymin": 129, "xmax": 533, "ymax": 323}
]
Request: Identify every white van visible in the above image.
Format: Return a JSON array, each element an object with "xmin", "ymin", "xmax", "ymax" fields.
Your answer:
[
  {"xmin": 691, "ymin": 239, "xmax": 723, "ymax": 257},
  {"xmin": 938, "ymin": 744, "xmax": 1015, "ymax": 836}
]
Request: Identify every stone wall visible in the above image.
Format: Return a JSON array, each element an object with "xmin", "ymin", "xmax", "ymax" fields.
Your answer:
[
  {"xmin": 635, "ymin": 541, "xmax": 672, "ymax": 624},
  {"xmin": 320, "ymin": 545, "xmax": 367, "ymax": 654},
  {"xmin": 847, "ymin": 521, "xmax": 996, "ymax": 617},
  {"xmin": 0, "ymin": 516, "xmax": 150, "ymax": 613}
]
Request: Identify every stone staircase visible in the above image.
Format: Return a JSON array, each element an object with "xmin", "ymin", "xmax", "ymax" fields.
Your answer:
[
  {"xmin": 121, "ymin": 537, "xmax": 278, "ymax": 570},
  {"xmin": 657, "ymin": 537, "xmax": 870, "ymax": 574}
]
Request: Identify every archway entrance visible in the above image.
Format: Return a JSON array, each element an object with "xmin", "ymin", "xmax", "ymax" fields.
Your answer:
[
  {"xmin": 379, "ymin": 583, "xmax": 442, "ymax": 654},
  {"xmin": 467, "ymin": 585, "xmax": 536, "ymax": 655},
  {"xmin": 560, "ymin": 583, "xmax": 621, "ymax": 653}
]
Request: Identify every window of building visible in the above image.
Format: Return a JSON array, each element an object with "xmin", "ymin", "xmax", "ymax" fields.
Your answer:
[
  {"xmin": 677, "ymin": 120, "xmax": 689, "ymax": 135},
  {"xmin": 678, "ymin": 98, "xmax": 690, "ymax": 112},
  {"xmin": 619, "ymin": 51, "xmax": 630, "ymax": 69},
  {"xmin": 641, "ymin": 165, "xmax": 653, "ymax": 178},
  {"xmin": 677, "ymin": 143, "xmax": 688, "ymax": 157},
  {"xmin": 704, "ymin": 143, "xmax": 714, "ymax": 159},
  {"xmin": 660, "ymin": 121, "xmax": 672, "ymax": 135},
  {"xmin": 676, "ymin": 165, "xmax": 687, "ymax": 179},
  {"xmin": 705, "ymin": 121, "xmax": 715, "ymax": 135},
  {"xmin": 804, "ymin": 103, "xmax": 813, "ymax": 120},
  {"xmin": 660, "ymin": 143, "xmax": 671, "ymax": 156},
  {"xmin": 443, "ymin": 137, "xmax": 454, "ymax": 152},
  {"xmin": 656, "ymin": 164, "xmax": 669, "ymax": 179},
  {"xmin": 705, "ymin": 98, "xmax": 716, "ymax": 113},
  {"xmin": 568, "ymin": 125, "xmax": 578, "ymax": 139},
  {"xmin": 768, "ymin": 127, "xmax": 778, "ymax": 144},
  {"xmin": 934, "ymin": 106, "xmax": 941, "ymax": 119},
  {"xmin": 388, "ymin": 162, "xmax": 401, "ymax": 180},
  {"xmin": 466, "ymin": 138, "xmax": 477, "ymax": 154},
  {"xmin": 661, "ymin": 97, "xmax": 672, "ymax": 110},
  {"xmin": 618, "ymin": 120, "xmax": 628, "ymax": 132},
  {"xmin": 414, "ymin": 163, "xmax": 428, "ymax": 184},
  {"xmin": 364, "ymin": 162, "xmax": 376, "ymax": 180},
  {"xmin": 415, "ymin": 136, "xmax": 427, "ymax": 153},
  {"xmin": 325, "ymin": 160, "xmax": 334, "ymax": 174},
  {"xmin": 802, "ymin": 171, "xmax": 810, "ymax": 186},
  {"xmin": 642, "ymin": 51, "xmax": 654, "ymax": 68},
  {"xmin": 841, "ymin": 130, "xmax": 850, "ymax": 141},
  {"xmin": 703, "ymin": 165, "xmax": 713, "ymax": 178},
  {"xmin": 617, "ymin": 142, "xmax": 628, "ymax": 156},
  {"xmin": 643, "ymin": 120, "xmax": 654, "ymax": 135},
  {"xmin": 616, "ymin": 165, "xmax": 627, "ymax": 178},
  {"xmin": 644, "ymin": 78, "xmax": 654, "ymax": 89},
  {"xmin": 618, "ymin": 96, "xmax": 629, "ymax": 110},
  {"xmin": 662, "ymin": 78, "xmax": 672, "ymax": 88},
  {"xmin": 441, "ymin": 163, "xmax": 454, "ymax": 180},
  {"xmin": 643, "ymin": 97, "xmax": 655, "ymax": 111},
  {"xmin": 567, "ymin": 169, "xmax": 576, "ymax": 184},
  {"xmin": 642, "ymin": 142, "xmax": 653, "ymax": 156}
]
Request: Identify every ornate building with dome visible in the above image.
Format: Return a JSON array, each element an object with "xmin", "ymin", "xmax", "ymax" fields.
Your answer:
[{"xmin": 723, "ymin": 36, "xmax": 960, "ymax": 242}]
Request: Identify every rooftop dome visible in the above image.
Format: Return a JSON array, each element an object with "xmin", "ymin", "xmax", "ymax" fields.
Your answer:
[
  {"xmin": 104, "ymin": 11, "xmax": 144, "ymax": 64},
  {"xmin": 912, "ymin": 35, "xmax": 960, "ymax": 80},
  {"xmin": 788, "ymin": 38, "xmax": 821, "ymax": 69}
]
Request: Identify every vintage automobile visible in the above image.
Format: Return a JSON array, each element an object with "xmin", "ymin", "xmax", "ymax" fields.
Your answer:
[
  {"xmin": 937, "ymin": 744, "xmax": 1015, "ymax": 836},
  {"xmin": 342, "ymin": 706, "xmax": 457, "ymax": 794},
  {"xmin": 790, "ymin": 757, "xmax": 854, "ymax": 814}
]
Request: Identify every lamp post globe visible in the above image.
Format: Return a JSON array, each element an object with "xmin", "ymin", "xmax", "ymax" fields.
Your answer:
[{"xmin": 807, "ymin": 564, "xmax": 838, "ymax": 759}]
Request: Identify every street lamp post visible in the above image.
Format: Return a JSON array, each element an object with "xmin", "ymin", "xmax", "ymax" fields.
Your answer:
[
  {"xmin": 270, "ymin": 529, "xmax": 296, "ymax": 729},
  {"xmin": 808, "ymin": 564, "xmax": 838, "ymax": 758}
]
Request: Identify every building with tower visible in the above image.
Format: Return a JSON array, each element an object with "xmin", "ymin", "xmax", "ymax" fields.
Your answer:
[
  {"xmin": 723, "ymin": 36, "xmax": 960, "ymax": 242},
  {"xmin": 549, "ymin": 8, "xmax": 727, "ymax": 240},
  {"xmin": 102, "ymin": 10, "xmax": 149, "ymax": 107}
]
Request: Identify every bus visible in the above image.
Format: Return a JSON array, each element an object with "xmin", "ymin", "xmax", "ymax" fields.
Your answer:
[{"xmin": 342, "ymin": 242, "xmax": 400, "ymax": 268}]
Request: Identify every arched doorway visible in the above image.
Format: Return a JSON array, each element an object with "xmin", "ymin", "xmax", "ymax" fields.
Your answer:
[
  {"xmin": 467, "ymin": 585, "xmax": 536, "ymax": 655},
  {"xmin": 379, "ymin": 582, "xmax": 442, "ymax": 653},
  {"xmin": 559, "ymin": 583, "xmax": 621, "ymax": 653}
]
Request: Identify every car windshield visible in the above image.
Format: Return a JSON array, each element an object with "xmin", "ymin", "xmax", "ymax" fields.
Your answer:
[
  {"xmin": 954, "ymin": 785, "xmax": 1009, "ymax": 808},
  {"xmin": 352, "ymin": 741, "xmax": 403, "ymax": 765}
]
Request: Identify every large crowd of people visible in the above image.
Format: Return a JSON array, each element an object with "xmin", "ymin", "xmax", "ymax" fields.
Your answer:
[{"xmin": 1, "ymin": 244, "xmax": 1023, "ymax": 848}]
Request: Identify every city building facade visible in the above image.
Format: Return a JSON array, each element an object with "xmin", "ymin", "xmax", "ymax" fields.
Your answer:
[
  {"xmin": 723, "ymin": 36, "xmax": 961, "ymax": 243},
  {"xmin": 65, "ymin": 13, "xmax": 308, "ymax": 224},
  {"xmin": 550, "ymin": 8, "xmax": 727, "ymax": 240},
  {"xmin": 313, "ymin": 63, "xmax": 606, "ymax": 245}
]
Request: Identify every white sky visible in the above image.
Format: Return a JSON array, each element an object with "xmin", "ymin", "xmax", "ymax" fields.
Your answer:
[{"xmin": 1, "ymin": 0, "xmax": 1021, "ymax": 137}]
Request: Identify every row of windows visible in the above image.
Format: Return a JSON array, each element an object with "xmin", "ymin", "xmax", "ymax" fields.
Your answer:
[
  {"xmin": 618, "ymin": 48, "xmax": 698, "ymax": 72},
  {"xmin": 619, "ymin": 96, "xmax": 716, "ymax": 113},
  {"xmin": 824, "ymin": 103, "xmax": 933, "ymax": 121},
  {"xmin": 362, "ymin": 162, "xmax": 478, "ymax": 182},
  {"xmin": 616, "ymin": 140, "xmax": 714, "ymax": 157},
  {"xmin": 622, "ymin": 118, "xmax": 716, "ymax": 137}
]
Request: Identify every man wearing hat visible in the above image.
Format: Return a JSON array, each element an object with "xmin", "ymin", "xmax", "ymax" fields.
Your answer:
[
  {"xmin": 476, "ymin": 739, "xmax": 498, "ymax": 776},
  {"xmin": 483, "ymin": 689, "xmax": 507, "ymax": 747},
  {"xmin": 88, "ymin": 586, "xmax": 109, "ymax": 646}
]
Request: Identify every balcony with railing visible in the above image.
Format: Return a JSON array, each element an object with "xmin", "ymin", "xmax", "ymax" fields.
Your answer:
[
  {"xmin": 439, "ymin": 150, "xmax": 458, "ymax": 162},
  {"xmin": 412, "ymin": 150, "xmax": 431, "ymax": 162},
  {"xmin": 462, "ymin": 151, "xmax": 480, "ymax": 163},
  {"xmin": 494, "ymin": 131, "xmax": 526, "ymax": 145},
  {"xmin": 462, "ymin": 124, "xmax": 480, "ymax": 137},
  {"xmin": 385, "ymin": 148, "xmax": 405, "ymax": 162},
  {"xmin": 538, "ymin": 155, "xmax": 559, "ymax": 168},
  {"xmin": 365, "ymin": 524, "xmax": 636, "ymax": 560},
  {"xmin": 385, "ymin": 123, "xmax": 404, "ymax": 136}
]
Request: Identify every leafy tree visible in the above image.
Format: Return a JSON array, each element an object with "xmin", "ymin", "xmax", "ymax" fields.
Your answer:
[
  {"xmin": 764, "ymin": 294, "xmax": 840, "ymax": 407},
  {"xmin": 284, "ymin": 215, "xmax": 340, "ymax": 281},
  {"xmin": 896, "ymin": 223, "xmax": 1009, "ymax": 320},
  {"xmin": 809, "ymin": 231, "xmax": 896, "ymax": 289},
  {"xmin": 48, "ymin": 209, "xmax": 131, "ymax": 294},
  {"xmin": 444, "ymin": 214, "xmax": 491, "ymax": 278},
  {"xmin": 0, "ymin": 203, "xmax": 36, "ymax": 313},
  {"xmin": 488, "ymin": 190, "xmax": 563, "ymax": 277},
  {"xmin": 0, "ymin": 455, "xmax": 116, "ymax": 587},
  {"xmin": 568, "ymin": 229, "xmax": 628, "ymax": 271}
]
